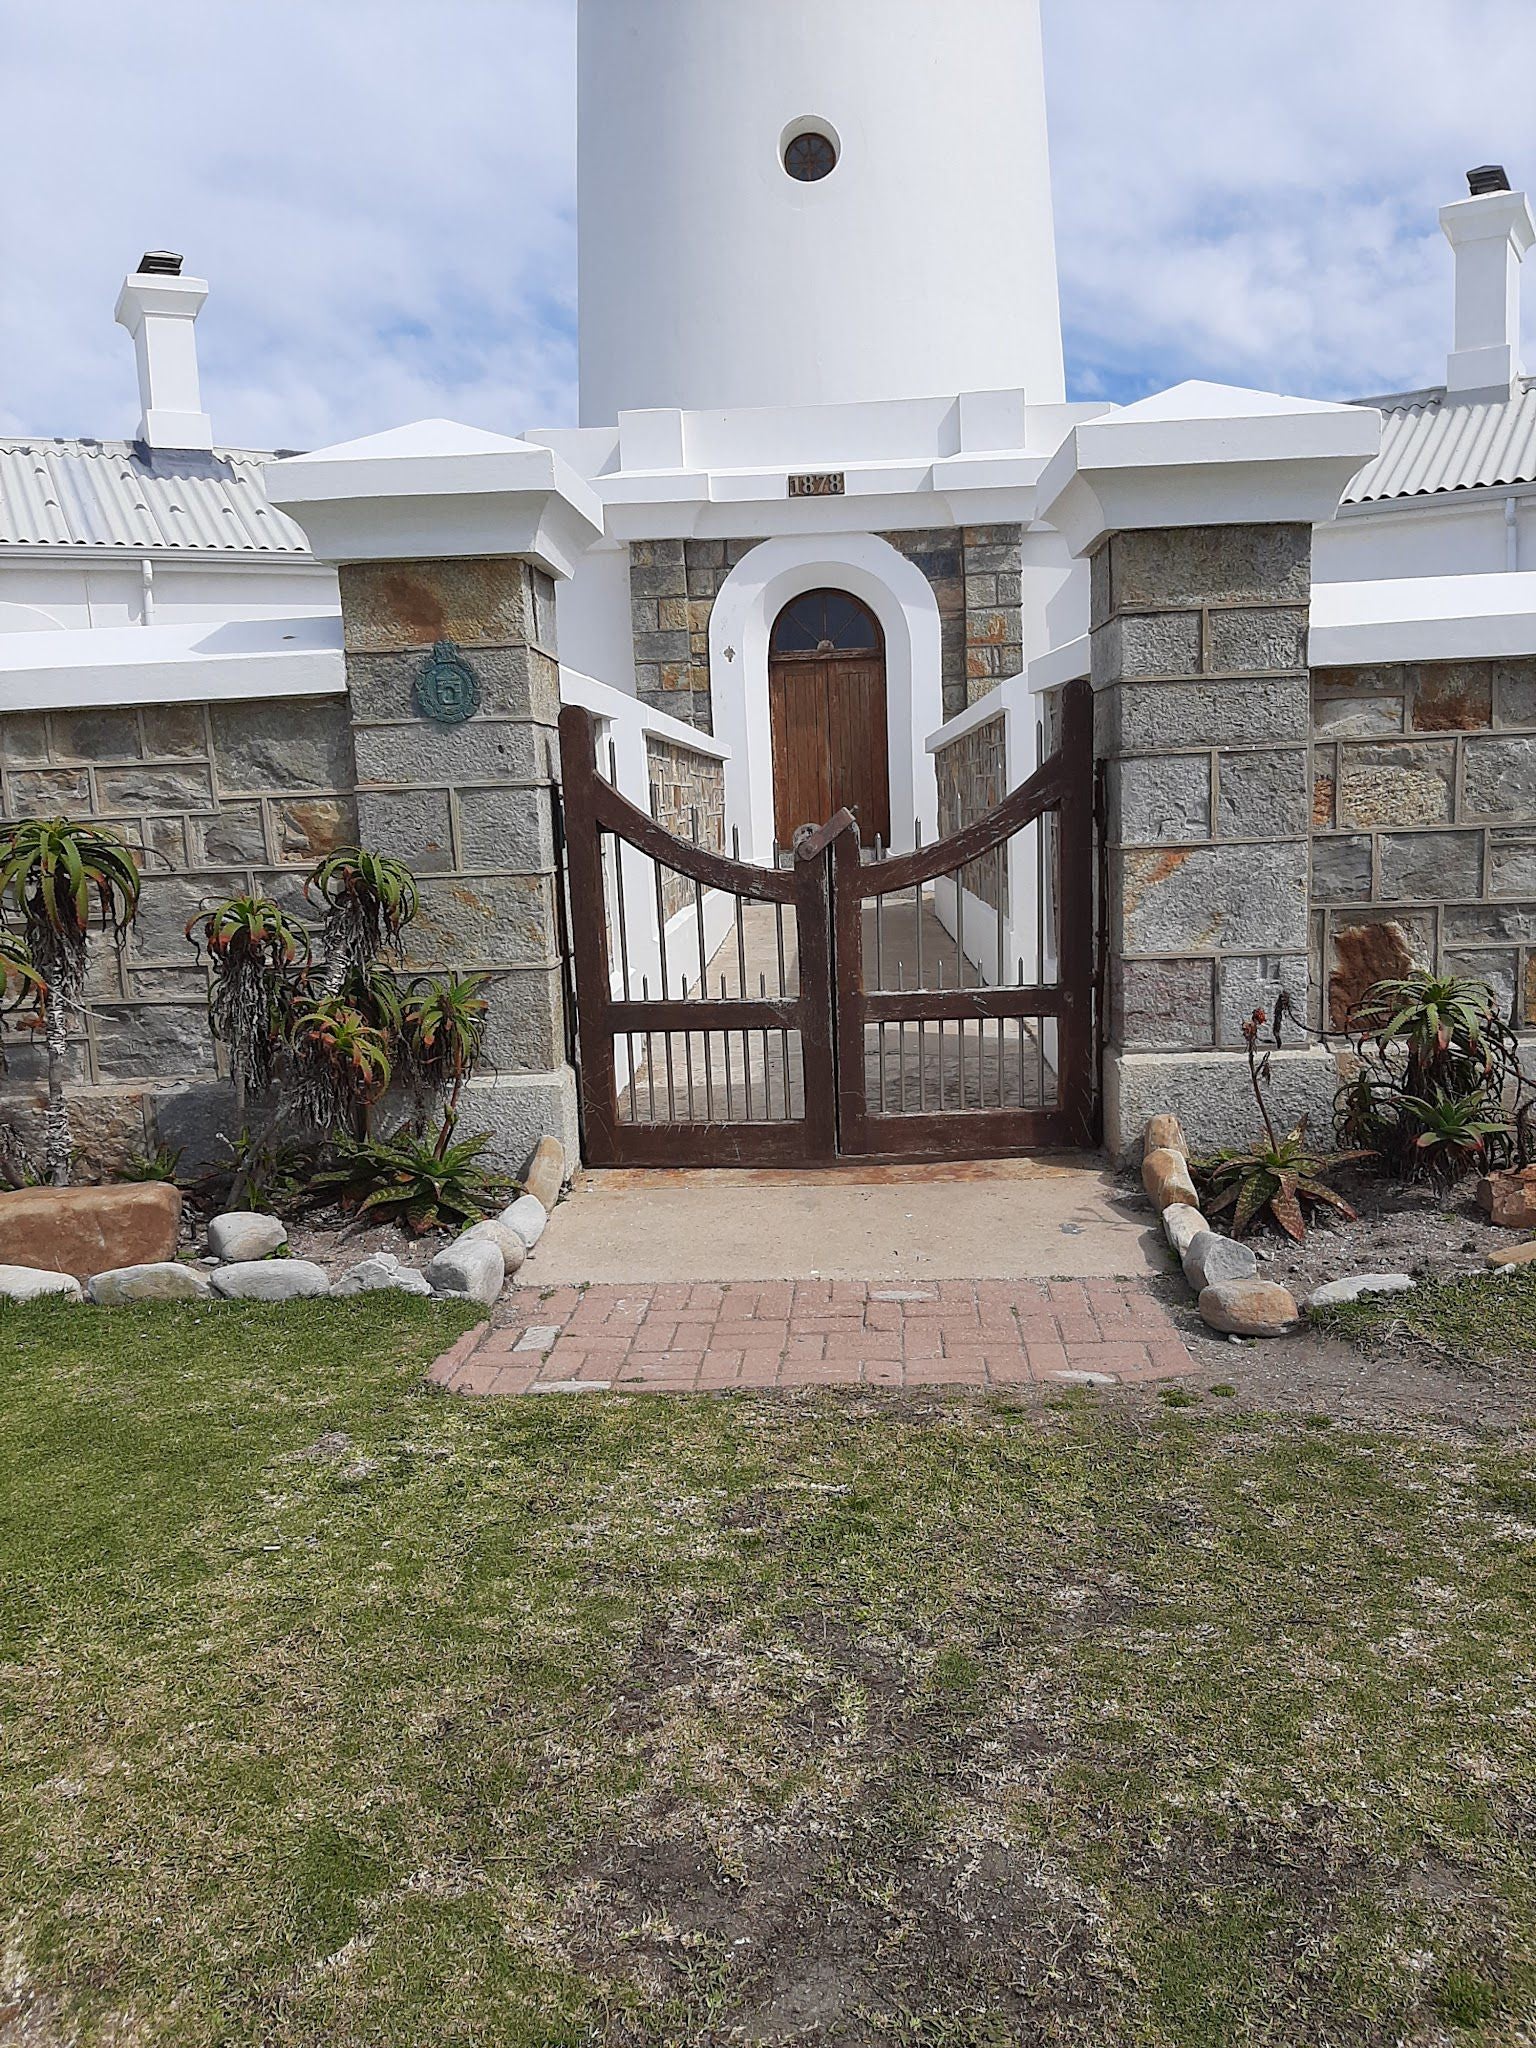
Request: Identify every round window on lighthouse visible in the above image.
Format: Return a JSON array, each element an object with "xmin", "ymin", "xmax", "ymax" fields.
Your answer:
[{"xmin": 781, "ymin": 119, "xmax": 839, "ymax": 182}]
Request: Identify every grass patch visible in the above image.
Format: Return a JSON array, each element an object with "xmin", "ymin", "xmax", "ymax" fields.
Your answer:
[
  {"xmin": 2, "ymin": 1295, "xmax": 1536, "ymax": 2043},
  {"xmin": 1312, "ymin": 1264, "xmax": 1536, "ymax": 1368}
]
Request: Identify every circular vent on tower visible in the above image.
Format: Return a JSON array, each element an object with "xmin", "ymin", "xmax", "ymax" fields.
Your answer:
[{"xmin": 781, "ymin": 118, "xmax": 840, "ymax": 182}]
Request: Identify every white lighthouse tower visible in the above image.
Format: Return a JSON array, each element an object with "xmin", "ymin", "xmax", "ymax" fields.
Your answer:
[
  {"xmin": 576, "ymin": 0, "xmax": 1066, "ymax": 422},
  {"xmin": 531, "ymin": 0, "xmax": 1095, "ymax": 870}
]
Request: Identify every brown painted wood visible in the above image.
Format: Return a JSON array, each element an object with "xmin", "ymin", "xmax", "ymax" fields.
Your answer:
[
  {"xmin": 769, "ymin": 661, "xmax": 829, "ymax": 844},
  {"xmin": 828, "ymin": 676, "xmax": 1097, "ymax": 1162},
  {"xmin": 826, "ymin": 655, "xmax": 890, "ymax": 845},
  {"xmin": 559, "ymin": 701, "xmax": 838, "ymax": 1168},
  {"xmin": 769, "ymin": 591, "xmax": 891, "ymax": 848},
  {"xmin": 559, "ymin": 678, "xmax": 1098, "ymax": 1172}
]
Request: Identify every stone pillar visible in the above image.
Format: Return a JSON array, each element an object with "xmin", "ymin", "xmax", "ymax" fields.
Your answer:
[
  {"xmin": 265, "ymin": 422, "xmax": 603, "ymax": 1169},
  {"xmin": 1038, "ymin": 383, "xmax": 1382, "ymax": 1160}
]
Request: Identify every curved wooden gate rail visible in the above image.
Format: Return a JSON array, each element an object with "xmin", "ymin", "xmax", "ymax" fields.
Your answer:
[{"xmin": 557, "ymin": 679, "xmax": 1095, "ymax": 1167}]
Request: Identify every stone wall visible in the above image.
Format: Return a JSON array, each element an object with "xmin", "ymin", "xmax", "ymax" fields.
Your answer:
[
  {"xmin": 933, "ymin": 711, "xmax": 1006, "ymax": 912},
  {"xmin": 1094, "ymin": 522, "xmax": 1337, "ymax": 1157},
  {"xmin": 336, "ymin": 555, "xmax": 578, "ymax": 1163},
  {"xmin": 1311, "ymin": 656, "xmax": 1536, "ymax": 1030},
  {"xmin": 644, "ymin": 733, "xmax": 725, "ymax": 918},
  {"xmin": 625, "ymin": 522, "xmax": 1024, "ymax": 734},
  {"xmin": 884, "ymin": 525, "xmax": 1024, "ymax": 716},
  {"xmin": 0, "ymin": 695, "xmax": 357, "ymax": 1173}
]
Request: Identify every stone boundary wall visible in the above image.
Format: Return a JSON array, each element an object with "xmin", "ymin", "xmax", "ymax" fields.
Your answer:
[
  {"xmin": 0, "ymin": 695, "xmax": 358, "ymax": 1174},
  {"xmin": 1096, "ymin": 524, "xmax": 1314, "ymax": 1058},
  {"xmin": 644, "ymin": 732, "xmax": 725, "ymax": 918},
  {"xmin": 933, "ymin": 710, "xmax": 1006, "ymax": 912},
  {"xmin": 625, "ymin": 523, "xmax": 1025, "ymax": 734},
  {"xmin": 1311, "ymin": 656, "xmax": 1536, "ymax": 1031},
  {"xmin": 336, "ymin": 557, "xmax": 576, "ymax": 1163}
]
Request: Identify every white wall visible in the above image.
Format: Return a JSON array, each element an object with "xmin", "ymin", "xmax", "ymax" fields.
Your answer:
[
  {"xmin": 576, "ymin": 0, "xmax": 1064, "ymax": 421},
  {"xmin": 0, "ymin": 555, "xmax": 337, "ymax": 630},
  {"xmin": 706, "ymin": 532, "xmax": 945, "ymax": 863},
  {"xmin": 1316, "ymin": 495, "xmax": 1536, "ymax": 582},
  {"xmin": 553, "ymin": 542, "xmax": 636, "ymax": 693}
]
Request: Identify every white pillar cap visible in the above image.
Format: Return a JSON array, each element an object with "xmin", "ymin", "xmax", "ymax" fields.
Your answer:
[
  {"xmin": 1037, "ymin": 381, "xmax": 1382, "ymax": 558},
  {"xmin": 264, "ymin": 419, "xmax": 606, "ymax": 578}
]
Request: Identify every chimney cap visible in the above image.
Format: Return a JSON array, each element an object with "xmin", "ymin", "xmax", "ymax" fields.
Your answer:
[
  {"xmin": 136, "ymin": 250, "xmax": 184, "ymax": 276},
  {"xmin": 1467, "ymin": 165, "xmax": 1512, "ymax": 196}
]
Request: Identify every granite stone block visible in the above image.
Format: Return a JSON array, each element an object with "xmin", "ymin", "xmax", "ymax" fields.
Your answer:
[
  {"xmin": 1377, "ymin": 828, "xmax": 1483, "ymax": 903},
  {"xmin": 1111, "ymin": 754, "xmax": 1211, "ymax": 845},
  {"xmin": 1202, "ymin": 606, "xmax": 1307, "ymax": 677},
  {"xmin": 1119, "ymin": 840, "xmax": 1308, "ymax": 954},
  {"xmin": 1217, "ymin": 748, "xmax": 1310, "ymax": 837}
]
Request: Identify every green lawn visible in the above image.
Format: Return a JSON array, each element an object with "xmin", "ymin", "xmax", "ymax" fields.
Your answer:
[{"xmin": 2, "ymin": 1294, "xmax": 1535, "ymax": 2046}]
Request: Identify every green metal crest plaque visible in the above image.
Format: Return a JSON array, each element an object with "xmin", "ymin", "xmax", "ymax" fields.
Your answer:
[{"xmin": 414, "ymin": 639, "xmax": 480, "ymax": 724}]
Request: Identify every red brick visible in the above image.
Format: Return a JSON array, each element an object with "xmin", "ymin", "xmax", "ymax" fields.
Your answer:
[
  {"xmin": 985, "ymin": 1353, "xmax": 1034, "ymax": 1383},
  {"xmin": 1065, "ymin": 1341, "xmax": 1152, "ymax": 1373},
  {"xmin": 1024, "ymin": 1341, "xmax": 1068, "ymax": 1377},
  {"xmin": 1145, "ymin": 1339, "xmax": 1198, "ymax": 1376},
  {"xmin": 1046, "ymin": 1280, "xmax": 1091, "ymax": 1310},
  {"xmin": 627, "ymin": 1322, "xmax": 680, "ymax": 1353},
  {"xmin": 487, "ymin": 1366, "xmax": 541, "ymax": 1394},
  {"xmin": 783, "ymin": 1333, "xmax": 827, "ymax": 1362},
  {"xmin": 714, "ymin": 1321, "xmax": 787, "ymax": 1349}
]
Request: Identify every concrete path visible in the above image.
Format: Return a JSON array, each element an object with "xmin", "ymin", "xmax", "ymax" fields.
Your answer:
[
  {"xmin": 525, "ymin": 1156, "xmax": 1156, "ymax": 1284},
  {"xmin": 429, "ymin": 1276, "xmax": 1196, "ymax": 1399}
]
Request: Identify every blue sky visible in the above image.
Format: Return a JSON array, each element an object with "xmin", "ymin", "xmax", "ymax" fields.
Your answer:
[{"xmin": 3, "ymin": 0, "xmax": 1534, "ymax": 449}]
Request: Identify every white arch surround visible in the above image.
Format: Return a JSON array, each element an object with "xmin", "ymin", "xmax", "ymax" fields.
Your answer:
[{"xmin": 707, "ymin": 532, "xmax": 944, "ymax": 860}]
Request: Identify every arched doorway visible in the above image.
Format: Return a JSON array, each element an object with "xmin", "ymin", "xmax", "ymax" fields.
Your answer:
[{"xmin": 767, "ymin": 588, "xmax": 891, "ymax": 847}]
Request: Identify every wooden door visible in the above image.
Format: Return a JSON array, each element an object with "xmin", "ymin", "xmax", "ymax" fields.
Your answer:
[{"xmin": 768, "ymin": 589, "xmax": 890, "ymax": 848}]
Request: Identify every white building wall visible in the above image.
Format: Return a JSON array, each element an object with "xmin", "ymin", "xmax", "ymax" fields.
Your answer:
[
  {"xmin": 1314, "ymin": 498, "xmax": 1527, "ymax": 583},
  {"xmin": 576, "ymin": 0, "xmax": 1064, "ymax": 422}
]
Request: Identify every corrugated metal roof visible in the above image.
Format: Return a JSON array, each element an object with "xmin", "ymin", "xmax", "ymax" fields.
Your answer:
[
  {"xmin": 1344, "ymin": 378, "xmax": 1536, "ymax": 503},
  {"xmin": 0, "ymin": 437, "xmax": 315, "ymax": 554}
]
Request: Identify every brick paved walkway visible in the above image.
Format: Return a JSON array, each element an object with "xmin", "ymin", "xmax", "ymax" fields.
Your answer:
[{"xmin": 427, "ymin": 1279, "xmax": 1196, "ymax": 1397}]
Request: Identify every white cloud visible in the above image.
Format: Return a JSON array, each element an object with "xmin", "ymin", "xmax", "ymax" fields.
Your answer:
[
  {"xmin": 2, "ymin": 0, "xmax": 1534, "ymax": 447},
  {"xmin": 0, "ymin": 0, "xmax": 577, "ymax": 448},
  {"xmin": 1045, "ymin": 0, "xmax": 1536, "ymax": 400}
]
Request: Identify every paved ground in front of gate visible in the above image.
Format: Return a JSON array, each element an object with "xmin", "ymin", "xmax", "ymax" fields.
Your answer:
[
  {"xmin": 525, "ymin": 1156, "xmax": 1155, "ymax": 1284},
  {"xmin": 428, "ymin": 1276, "xmax": 1196, "ymax": 1397}
]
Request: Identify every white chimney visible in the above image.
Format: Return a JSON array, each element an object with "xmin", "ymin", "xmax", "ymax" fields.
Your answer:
[
  {"xmin": 113, "ymin": 251, "xmax": 214, "ymax": 450},
  {"xmin": 1440, "ymin": 167, "xmax": 1534, "ymax": 400}
]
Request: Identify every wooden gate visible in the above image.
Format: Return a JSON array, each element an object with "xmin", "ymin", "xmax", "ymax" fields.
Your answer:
[{"xmin": 557, "ymin": 678, "xmax": 1096, "ymax": 1167}]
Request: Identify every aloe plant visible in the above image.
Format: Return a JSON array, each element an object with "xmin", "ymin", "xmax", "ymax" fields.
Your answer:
[
  {"xmin": 186, "ymin": 895, "xmax": 310, "ymax": 1123},
  {"xmin": 403, "ymin": 972, "xmax": 490, "ymax": 1134},
  {"xmin": 289, "ymin": 1000, "xmax": 393, "ymax": 1140},
  {"xmin": 306, "ymin": 849, "xmax": 418, "ymax": 996},
  {"xmin": 0, "ymin": 820, "xmax": 140, "ymax": 1183}
]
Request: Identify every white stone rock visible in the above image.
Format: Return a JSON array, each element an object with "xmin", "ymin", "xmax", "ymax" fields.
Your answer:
[
  {"xmin": 425, "ymin": 1237, "xmax": 505, "ymax": 1305},
  {"xmin": 1182, "ymin": 1229, "xmax": 1259, "ymax": 1293},
  {"xmin": 210, "ymin": 1259, "xmax": 331, "ymax": 1301},
  {"xmin": 207, "ymin": 1211, "xmax": 288, "ymax": 1262},
  {"xmin": 0, "ymin": 1263, "xmax": 83, "ymax": 1303},
  {"xmin": 500, "ymin": 1193, "xmax": 548, "ymax": 1249},
  {"xmin": 1304, "ymin": 1273, "xmax": 1416, "ymax": 1311},
  {"xmin": 332, "ymin": 1252, "xmax": 433, "ymax": 1299},
  {"xmin": 87, "ymin": 1262, "xmax": 211, "ymax": 1304},
  {"xmin": 1161, "ymin": 1203, "xmax": 1208, "ymax": 1258},
  {"xmin": 459, "ymin": 1219, "xmax": 528, "ymax": 1273}
]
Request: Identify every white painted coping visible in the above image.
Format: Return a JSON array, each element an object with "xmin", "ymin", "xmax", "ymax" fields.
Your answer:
[
  {"xmin": 1310, "ymin": 570, "xmax": 1536, "ymax": 667},
  {"xmin": 0, "ymin": 612, "xmax": 345, "ymax": 713}
]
